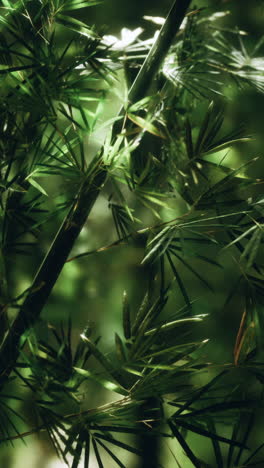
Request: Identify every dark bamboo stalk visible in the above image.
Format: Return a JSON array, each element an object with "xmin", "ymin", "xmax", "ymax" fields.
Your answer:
[
  {"xmin": 0, "ymin": 0, "xmax": 192, "ymax": 385},
  {"xmin": 0, "ymin": 162, "xmax": 106, "ymax": 377},
  {"xmin": 129, "ymin": 0, "xmax": 193, "ymax": 104}
]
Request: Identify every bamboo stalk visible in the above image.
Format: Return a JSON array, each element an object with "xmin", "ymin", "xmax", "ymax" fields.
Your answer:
[
  {"xmin": 0, "ymin": 162, "xmax": 106, "ymax": 377},
  {"xmin": 129, "ymin": 0, "xmax": 193, "ymax": 104},
  {"xmin": 0, "ymin": 0, "xmax": 192, "ymax": 383}
]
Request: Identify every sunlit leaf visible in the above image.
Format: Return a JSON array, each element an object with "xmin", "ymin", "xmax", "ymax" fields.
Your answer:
[{"xmin": 127, "ymin": 113, "xmax": 166, "ymax": 139}]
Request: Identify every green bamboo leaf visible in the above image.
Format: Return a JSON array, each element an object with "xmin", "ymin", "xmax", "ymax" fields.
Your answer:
[
  {"xmin": 122, "ymin": 291, "xmax": 131, "ymax": 340},
  {"xmin": 128, "ymin": 96, "xmax": 155, "ymax": 113},
  {"xmin": 203, "ymin": 108, "xmax": 224, "ymax": 148},
  {"xmin": 127, "ymin": 113, "xmax": 166, "ymax": 139},
  {"xmin": 141, "ymin": 226, "xmax": 174, "ymax": 265},
  {"xmin": 61, "ymin": 0, "xmax": 103, "ymax": 11},
  {"xmin": 175, "ymin": 419, "xmax": 247, "ymax": 448},
  {"xmin": 170, "ymin": 251, "xmax": 213, "ymax": 291},
  {"xmin": 168, "ymin": 421, "xmax": 202, "ymax": 468},
  {"xmin": 1, "ymin": 0, "xmax": 13, "ymax": 8},
  {"xmin": 0, "ymin": 64, "xmax": 39, "ymax": 74},
  {"xmin": 194, "ymin": 101, "xmax": 214, "ymax": 156},
  {"xmin": 166, "ymin": 251, "xmax": 191, "ymax": 309},
  {"xmin": 56, "ymin": 13, "xmax": 98, "ymax": 37},
  {"xmin": 140, "ymin": 340, "xmax": 207, "ymax": 360},
  {"xmin": 130, "ymin": 296, "xmax": 168, "ymax": 357},
  {"xmin": 234, "ymin": 413, "xmax": 255, "ymax": 466},
  {"xmin": 207, "ymin": 419, "xmax": 224, "ymax": 468},
  {"xmin": 203, "ymin": 137, "xmax": 251, "ymax": 156},
  {"xmin": 123, "ymin": 366, "xmax": 144, "ymax": 377},
  {"xmin": 70, "ymin": 430, "xmax": 87, "ymax": 468},
  {"xmin": 223, "ymin": 225, "xmax": 257, "ymax": 250},
  {"xmin": 80, "ymin": 335, "xmax": 128, "ymax": 390},
  {"xmin": 144, "ymin": 316, "xmax": 206, "ymax": 337},
  {"xmin": 185, "ymin": 118, "xmax": 194, "ymax": 159},
  {"xmin": 92, "ymin": 439, "xmax": 104, "ymax": 468},
  {"xmin": 58, "ymin": 105, "xmax": 86, "ymax": 130},
  {"xmin": 195, "ymin": 255, "xmax": 222, "ymax": 268},
  {"xmin": 27, "ymin": 177, "xmax": 48, "ymax": 196},
  {"xmin": 74, "ymin": 367, "xmax": 126, "ymax": 395},
  {"xmin": 201, "ymin": 158, "xmax": 259, "ymax": 198},
  {"xmin": 133, "ymin": 362, "xmax": 189, "ymax": 370},
  {"xmin": 115, "ymin": 333, "xmax": 127, "ymax": 362},
  {"xmin": 94, "ymin": 425, "xmax": 171, "ymax": 437},
  {"xmin": 227, "ymin": 416, "xmax": 241, "ymax": 468},
  {"xmin": 180, "ymin": 400, "xmax": 258, "ymax": 418},
  {"xmin": 243, "ymin": 441, "xmax": 264, "ymax": 466},
  {"xmin": 96, "ymin": 439, "xmax": 126, "ymax": 468},
  {"xmin": 137, "ymin": 190, "xmax": 169, "ymax": 206},
  {"xmin": 242, "ymin": 228, "xmax": 263, "ymax": 269},
  {"xmin": 131, "ymin": 291, "xmax": 150, "ymax": 336},
  {"xmin": 94, "ymin": 433, "xmax": 142, "ymax": 456},
  {"xmin": 84, "ymin": 434, "xmax": 90, "ymax": 468},
  {"xmin": 172, "ymin": 371, "xmax": 228, "ymax": 416}
]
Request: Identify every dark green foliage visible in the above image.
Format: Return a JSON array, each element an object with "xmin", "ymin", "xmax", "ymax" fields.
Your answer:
[{"xmin": 0, "ymin": 0, "xmax": 264, "ymax": 467}]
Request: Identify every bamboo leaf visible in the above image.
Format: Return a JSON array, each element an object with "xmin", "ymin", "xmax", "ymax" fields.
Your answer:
[
  {"xmin": 61, "ymin": 0, "xmax": 103, "ymax": 11},
  {"xmin": 92, "ymin": 438, "xmax": 104, "ymax": 468},
  {"xmin": 27, "ymin": 177, "xmax": 48, "ymax": 196},
  {"xmin": 127, "ymin": 113, "xmax": 166, "ymax": 139},
  {"xmin": 207, "ymin": 419, "xmax": 224, "ymax": 468},
  {"xmin": 122, "ymin": 291, "xmax": 131, "ymax": 340},
  {"xmin": 168, "ymin": 421, "xmax": 202, "ymax": 468},
  {"xmin": 96, "ymin": 439, "xmax": 126, "ymax": 468},
  {"xmin": 78, "ymin": 336, "xmax": 128, "ymax": 391},
  {"xmin": 144, "ymin": 316, "xmax": 206, "ymax": 337},
  {"xmin": 174, "ymin": 419, "xmax": 247, "ymax": 448},
  {"xmin": 195, "ymin": 101, "xmax": 214, "ymax": 156},
  {"xmin": 94, "ymin": 433, "xmax": 142, "ymax": 456},
  {"xmin": 166, "ymin": 251, "xmax": 191, "ymax": 309},
  {"xmin": 114, "ymin": 334, "xmax": 126, "ymax": 365},
  {"xmin": 56, "ymin": 14, "xmax": 98, "ymax": 37},
  {"xmin": 73, "ymin": 367, "xmax": 126, "ymax": 395},
  {"xmin": 70, "ymin": 430, "xmax": 87, "ymax": 468},
  {"xmin": 203, "ymin": 137, "xmax": 251, "ymax": 156}
]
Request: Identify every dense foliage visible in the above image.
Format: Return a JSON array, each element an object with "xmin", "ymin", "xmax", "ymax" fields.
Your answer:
[{"xmin": 0, "ymin": 0, "xmax": 264, "ymax": 466}]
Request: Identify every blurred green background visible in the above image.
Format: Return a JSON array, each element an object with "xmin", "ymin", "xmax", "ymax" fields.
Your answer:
[{"xmin": 1, "ymin": 1, "xmax": 264, "ymax": 467}]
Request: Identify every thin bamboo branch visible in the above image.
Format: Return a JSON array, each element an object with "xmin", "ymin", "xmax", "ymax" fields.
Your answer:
[{"xmin": 0, "ymin": 0, "xmax": 192, "ymax": 384}]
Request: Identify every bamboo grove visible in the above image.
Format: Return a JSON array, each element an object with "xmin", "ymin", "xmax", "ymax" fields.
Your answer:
[{"xmin": 0, "ymin": 0, "xmax": 264, "ymax": 467}]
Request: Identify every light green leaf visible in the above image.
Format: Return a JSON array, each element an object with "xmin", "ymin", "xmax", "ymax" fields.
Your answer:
[
  {"xmin": 74, "ymin": 367, "xmax": 126, "ymax": 395},
  {"xmin": 61, "ymin": 0, "xmax": 103, "ymax": 11},
  {"xmin": 28, "ymin": 178, "xmax": 48, "ymax": 196},
  {"xmin": 56, "ymin": 14, "xmax": 98, "ymax": 38},
  {"xmin": 144, "ymin": 316, "xmax": 207, "ymax": 336},
  {"xmin": 127, "ymin": 113, "xmax": 166, "ymax": 139}
]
